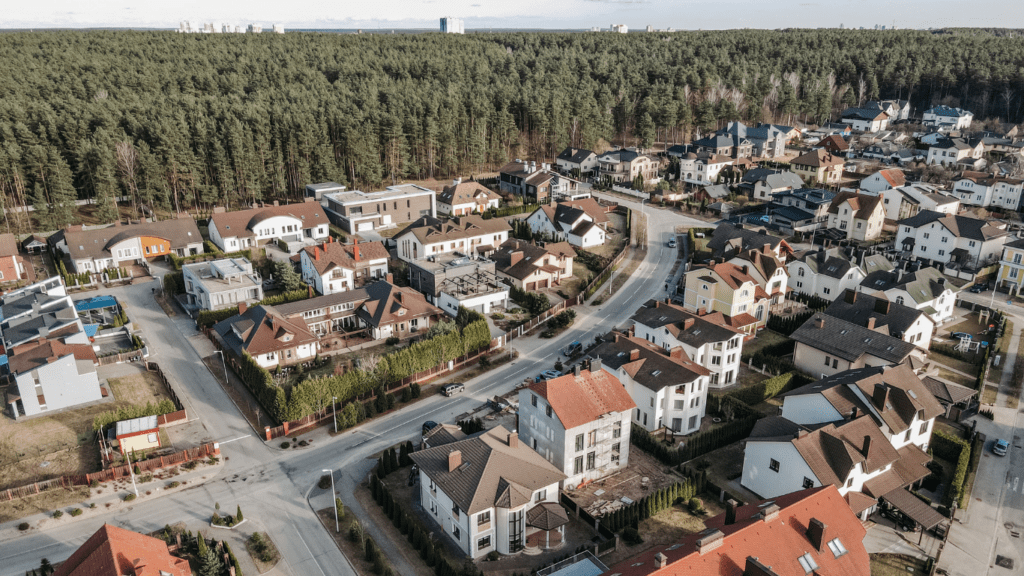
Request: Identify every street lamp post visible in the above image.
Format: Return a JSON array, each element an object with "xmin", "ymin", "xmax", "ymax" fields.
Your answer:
[
  {"xmin": 125, "ymin": 450, "xmax": 139, "ymax": 498},
  {"xmin": 332, "ymin": 396, "xmax": 338, "ymax": 434},
  {"xmin": 323, "ymin": 469, "xmax": 339, "ymax": 533}
]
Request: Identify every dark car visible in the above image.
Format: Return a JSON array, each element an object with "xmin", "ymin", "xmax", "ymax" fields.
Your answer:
[
  {"xmin": 441, "ymin": 383, "xmax": 465, "ymax": 396},
  {"xmin": 881, "ymin": 507, "xmax": 919, "ymax": 532},
  {"xmin": 970, "ymin": 283, "xmax": 989, "ymax": 293},
  {"xmin": 422, "ymin": 421, "xmax": 438, "ymax": 434}
]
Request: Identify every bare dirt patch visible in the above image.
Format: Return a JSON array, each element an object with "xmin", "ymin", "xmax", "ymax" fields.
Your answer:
[
  {"xmin": 108, "ymin": 372, "xmax": 172, "ymax": 406},
  {"xmin": 569, "ymin": 449, "xmax": 686, "ymax": 513},
  {"xmin": 599, "ymin": 499, "xmax": 723, "ymax": 567},
  {"xmin": 0, "ymin": 486, "xmax": 90, "ymax": 523}
]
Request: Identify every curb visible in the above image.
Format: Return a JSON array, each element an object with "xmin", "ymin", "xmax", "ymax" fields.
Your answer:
[{"xmin": 209, "ymin": 518, "xmax": 248, "ymax": 530}]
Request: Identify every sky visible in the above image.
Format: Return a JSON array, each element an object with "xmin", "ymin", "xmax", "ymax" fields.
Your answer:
[{"xmin": 3, "ymin": 0, "xmax": 1024, "ymax": 31}]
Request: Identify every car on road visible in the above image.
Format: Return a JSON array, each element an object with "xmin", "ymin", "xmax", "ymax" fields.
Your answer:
[
  {"xmin": 969, "ymin": 283, "xmax": 989, "ymax": 293},
  {"xmin": 422, "ymin": 421, "xmax": 439, "ymax": 434},
  {"xmin": 440, "ymin": 383, "xmax": 465, "ymax": 396},
  {"xmin": 668, "ymin": 238, "xmax": 677, "ymax": 248},
  {"xmin": 950, "ymin": 332, "xmax": 972, "ymax": 341},
  {"xmin": 535, "ymin": 370, "xmax": 562, "ymax": 382},
  {"xmin": 994, "ymin": 439, "xmax": 1009, "ymax": 456}
]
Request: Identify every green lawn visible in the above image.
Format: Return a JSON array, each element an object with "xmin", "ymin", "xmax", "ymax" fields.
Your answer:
[{"xmin": 741, "ymin": 330, "xmax": 791, "ymax": 356}]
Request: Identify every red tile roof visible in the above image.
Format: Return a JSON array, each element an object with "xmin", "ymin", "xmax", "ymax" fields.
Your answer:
[
  {"xmin": 877, "ymin": 168, "xmax": 907, "ymax": 187},
  {"xmin": 210, "ymin": 201, "xmax": 327, "ymax": 239},
  {"xmin": 526, "ymin": 368, "xmax": 636, "ymax": 429},
  {"xmin": 8, "ymin": 338, "xmax": 98, "ymax": 375},
  {"xmin": 792, "ymin": 149, "xmax": 844, "ymax": 168},
  {"xmin": 607, "ymin": 486, "xmax": 869, "ymax": 576},
  {"xmin": 300, "ymin": 239, "xmax": 390, "ymax": 275},
  {"xmin": 53, "ymin": 524, "xmax": 192, "ymax": 576}
]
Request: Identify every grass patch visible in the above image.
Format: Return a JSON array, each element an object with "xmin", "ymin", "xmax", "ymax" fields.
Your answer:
[
  {"xmin": 928, "ymin": 351, "xmax": 980, "ymax": 379},
  {"xmin": 0, "ymin": 486, "xmax": 90, "ymax": 523},
  {"xmin": 936, "ymin": 367, "xmax": 976, "ymax": 388},
  {"xmin": 153, "ymin": 292, "xmax": 177, "ymax": 317},
  {"xmin": 245, "ymin": 532, "xmax": 281, "ymax": 574},
  {"xmin": 869, "ymin": 553, "xmax": 929, "ymax": 576},
  {"xmin": 108, "ymin": 372, "xmax": 172, "ymax": 406},
  {"xmin": 741, "ymin": 331, "xmax": 791, "ymax": 357}
]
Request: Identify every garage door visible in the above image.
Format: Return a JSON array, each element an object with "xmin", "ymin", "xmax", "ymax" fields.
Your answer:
[
  {"xmin": 538, "ymin": 279, "xmax": 549, "ymax": 289},
  {"xmin": 357, "ymin": 222, "xmax": 374, "ymax": 232},
  {"xmin": 526, "ymin": 282, "xmax": 537, "ymax": 291}
]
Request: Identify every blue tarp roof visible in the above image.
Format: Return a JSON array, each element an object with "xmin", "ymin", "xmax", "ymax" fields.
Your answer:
[
  {"xmin": 84, "ymin": 324, "xmax": 99, "ymax": 337},
  {"xmin": 74, "ymin": 295, "xmax": 118, "ymax": 312},
  {"xmin": 0, "ymin": 354, "xmax": 7, "ymax": 367}
]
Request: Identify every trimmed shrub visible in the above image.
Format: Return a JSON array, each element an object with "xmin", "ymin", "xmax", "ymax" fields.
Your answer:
[
  {"xmin": 52, "ymin": 510, "xmax": 63, "ymax": 519},
  {"xmin": 622, "ymin": 526, "xmax": 644, "ymax": 545}
]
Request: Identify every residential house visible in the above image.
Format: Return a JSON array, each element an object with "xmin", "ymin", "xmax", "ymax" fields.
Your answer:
[
  {"xmin": 681, "ymin": 260, "xmax": 772, "ymax": 330},
  {"xmin": 213, "ymin": 303, "xmax": 319, "ymax": 369},
  {"xmin": 524, "ymin": 198, "xmax": 610, "ymax": 248},
  {"xmin": 803, "ymin": 123, "xmax": 852, "ymax": 144},
  {"xmin": 499, "ymin": 160, "xmax": 582, "ymax": 203},
  {"xmin": 790, "ymin": 149, "xmax": 845, "ymax": 185},
  {"xmin": 409, "ymin": 253, "xmax": 509, "ymax": 312},
  {"xmin": 320, "ymin": 184, "xmax": 435, "ymax": 233},
  {"xmin": 693, "ymin": 132, "xmax": 753, "ymax": 159},
  {"xmin": 997, "ymin": 238, "xmax": 1024, "ymax": 295},
  {"xmin": 0, "ymin": 233, "xmax": 31, "ymax": 285},
  {"xmin": 209, "ymin": 200, "xmax": 329, "ymax": 252},
  {"xmin": 691, "ymin": 184, "xmax": 731, "ymax": 204},
  {"xmin": 595, "ymin": 149, "xmax": 660, "ymax": 184},
  {"xmin": 491, "ymin": 240, "xmax": 574, "ymax": 291},
  {"xmin": 718, "ymin": 122, "xmax": 788, "ymax": 158},
  {"xmin": 555, "ymin": 147, "xmax": 599, "ymax": 174},
  {"xmin": 925, "ymin": 137, "xmax": 984, "ymax": 168},
  {"xmin": 874, "ymin": 184, "xmax": 958, "ymax": 221},
  {"xmin": 824, "ymin": 289, "xmax": 935, "ymax": 350},
  {"xmin": 52, "ymin": 524, "xmax": 192, "ymax": 576},
  {"xmin": 706, "ymin": 223, "xmax": 794, "ymax": 263},
  {"xmin": 738, "ymin": 168, "xmax": 805, "ymax": 202},
  {"xmin": 826, "ymin": 192, "xmax": 885, "ymax": 241},
  {"xmin": 787, "ymin": 248, "xmax": 865, "ymax": 300},
  {"xmin": 860, "ymin": 266, "xmax": 957, "ymax": 323},
  {"xmin": 726, "ymin": 245, "xmax": 790, "ymax": 311},
  {"xmin": 921, "ymin": 376, "xmax": 978, "ymax": 421},
  {"xmin": 437, "ymin": 180, "xmax": 501, "ymax": 216},
  {"xmin": 393, "ymin": 215, "xmax": 511, "ymax": 263},
  {"xmin": 841, "ymin": 107, "xmax": 890, "ymax": 132},
  {"xmin": 896, "ymin": 210, "xmax": 1009, "ymax": 269},
  {"xmin": 923, "ymin": 106, "xmax": 974, "ymax": 130},
  {"xmin": 590, "ymin": 332, "xmax": 710, "ymax": 433},
  {"xmin": 952, "ymin": 171, "xmax": 1024, "ymax": 210},
  {"xmin": 20, "ymin": 234, "xmax": 47, "ymax": 254},
  {"xmin": 867, "ymin": 99, "xmax": 912, "ymax": 121},
  {"xmin": 298, "ymin": 239, "xmax": 389, "ymax": 295},
  {"xmin": 350, "ymin": 281, "xmax": 444, "ymax": 340},
  {"xmin": 304, "ymin": 181, "xmax": 346, "ymax": 201},
  {"xmin": 817, "ymin": 134, "xmax": 850, "ymax": 156},
  {"xmin": 790, "ymin": 313, "xmax": 925, "ymax": 377},
  {"xmin": 677, "ymin": 151, "xmax": 733, "ymax": 185},
  {"xmin": 630, "ymin": 298, "xmax": 744, "ymax": 388},
  {"xmin": 860, "ymin": 141, "xmax": 900, "ymax": 162},
  {"xmin": 410, "ymin": 426, "xmax": 567, "ymax": 558},
  {"xmin": 605, "ymin": 486, "xmax": 870, "ymax": 576},
  {"xmin": 858, "ymin": 168, "xmax": 906, "ymax": 194},
  {"xmin": 769, "ymin": 188, "xmax": 835, "ymax": 233},
  {"xmin": 519, "ymin": 363, "xmax": 635, "ymax": 489},
  {"xmin": 59, "ymin": 218, "xmax": 204, "ymax": 273},
  {"xmin": 182, "ymin": 257, "xmax": 263, "ymax": 312}
]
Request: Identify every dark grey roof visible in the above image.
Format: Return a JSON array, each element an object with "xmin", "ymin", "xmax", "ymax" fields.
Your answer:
[
  {"xmin": 771, "ymin": 187, "xmax": 836, "ymax": 207},
  {"xmin": 794, "ymin": 248, "xmax": 855, "ymax": 279},
  {"xmin": 921, "ymin": 376, "xmax": 977, "ymax": 406},
  {"xmin": 842, "ymin": 107, "xmax": 887, "ymax": 121},
  {"xmin": 748, "ymin": 416, "xmax": 809, "ymax": 441},
  {"xmin": 707, "ymin": 223, "xmax": 784, "ymax": 256},
  {"xmin": 925, "ymin": 105, "xmax": 971, "ymax": 118},
  {"xmin": 591, "ymin": 333, "xmax": 708, "ymax": 391},
  {"xmin": 825, "ymin": 290, "xmax": 930, "ymax": 338},
  {"xmin": 629, "ymin": 299, "xmax": 740, "ymax": 348},
  {"xmin": 790, "ymin": 313, "xmax": 919, "ymax": 364},
  {"xmin": 556, "ymin": 147, "xmax": 596, "ymax": 164},
  {"xmin": 898, "ymin": 210, "xmax": 1006, "ymax": 242},
  {"xmin": 771, "ymin": 205, "xmax": 815, "ymax": 223}
]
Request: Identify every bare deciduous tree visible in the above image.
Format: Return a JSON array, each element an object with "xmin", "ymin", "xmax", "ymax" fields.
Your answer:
[{"xmin": 115, "ymin": 141, "xmax": 139, "ymax": 220}]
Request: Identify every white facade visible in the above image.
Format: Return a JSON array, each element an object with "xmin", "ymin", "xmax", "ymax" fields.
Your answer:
[
  {"xmin": 395, "ymin": 229, "xmax": 509, "ymax": 263},
  {"xmin": 741, "ymin": 441, "xmax": 824, "ymax": 499},
  {"xmin": 12, "ymin": 352, "xmax": 100, "ymax": 418},
  {"xmin": 209, "ymin": 213, "xmax": 328, "ymax": 252},
  {"xmin": 788, "ymin": 261, "xmax": 865, "ymax": 301},
  {"xmin": 524, "ymin": 208, "xmax": 606, "ymax": 248},
  {"xmin": 953, "ymin": 176, "xmax": 1024, "ymax": 210},
  {"xmin": 678, "ymin": 155, "xmax": 733, "ymax": 185},
  {"xmin": 883, "ymin": 283, "xmax": 956, "ymax": 324},
  {"xmin": 299, "ymin": 250, "xmax": 388, "ymax": 295},
  {"xmin": 615, "ymin": 365, "xmax": 707, "ymax": 434},
  {"xmin": 440, "ymin": 17, "xmax": 465, "ymax": 33},
  {"xmin": 251, "ymin": 341, "xmax": 316, "ymax": 369},
  {"xmin": 923, "ymin": 107, "xmax": 973, "ymax": 130},
  {"xmin": 437, "ymin": 288, "xmax": 508, "ymax": 317},
  {"xmin": 896, "ymin": 218, "xmax": 1007, "ymax": 269},
  {"xmin": 926, "ymin": 140, "xmax": 983, "ymax": 167},
  {"xmin": 611, "ymin": 24, "xmax": 628, "ymax": 33},
  {"xmin": 633, "ymin": 324, "xmax": 743, "ymax": 388}
]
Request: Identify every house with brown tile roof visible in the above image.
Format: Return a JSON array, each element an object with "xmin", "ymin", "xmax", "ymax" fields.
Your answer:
[
  {"xmin": 524, "ymin": 198, "xmax": 611, "ymax": 248},
  {"xmin": 491, "ymin": 239, "xmax": 574, "ymax": 291},
  {"xmin": 790, "ymin": 149, "xmax": 844, "ymax": 185},
  {"xmin": 827, "ymin": 192, "xmax": 885, "ymax": 241},
  {"xmin": 355, "ymin": 281, "xmax": 444, "ymax": 340},
  {"xmin": 394, "ymin": 215, "xmax": 511, "ymax": 263},
  {"xmin": 952, "ymin": 170, "xmax": 1024, "ymax": 210},
  {"xmin": 298, "ymin": 237, "xmax": 389, "ymax": 295},
  {"xmin": 0, "ymin": 232, "xmax": 32, "ymax": 285},
  {"xmin": 519, "ymin": 363, "xmax": 635, "ymax": 489},
  {"xmin": 212, "ymin": 303, "xmax": 319, "ymax": 369},
  {"xmin": 859, "ymin": 168, "xmax": 907, "ymax": 194},
  {"xmin": 437, "ymin": 179, "xmax": 501, "ymax": 216},
  {"xmin": 58, "ymin": 217, "xmax": 204, "ymax": 273},
  {"xmin": 726, "ymin": 245, "xmax": 789, "ymax": 308},
  {"xmin": 499, "ymin": 160, "xmax": 583, "ymax": 203},
  {"xmin": 53, "ymin": 523, "xmax": 192, "ymax": 576},
  {"xmin": 681, "ymin": 259, "xmax": 772, "ymax": 333},
  {"xmin": 208, "ymin": 200, "xmax": 329, "ymax": 252},
  {"xmin": 605, "ymin": 486, "xmax": 869, "ymax": 576},
  {"xmin": 590, "ymin": 332, "xmax": 710, "ymax": 434},
  {"xmin": 410, "ymin": 426, "xmax": 567, "ymax": 559},
  {"xmin": 816, "ymin": 134, "xmax": 849, "ymax": 155}
]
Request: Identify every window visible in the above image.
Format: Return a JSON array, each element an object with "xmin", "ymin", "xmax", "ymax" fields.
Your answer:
[
  {"xmin": 612, "ymin": 421, "xmax": 621, "ymax": 438},
  {"xmin": 535, "ymin": 489, "xmax": 547, "ymax": 502},
  {"xmin": 147, "ymin": 433, "xmax": 158, "ymax": 443},
  {"xmin": 546, "ymin": 405, "xmax": 552, "ymax": 418},
  {"xmin": 824, "ymin": 356, "xmax": 831, "ymax": 366},
  {"xmin": 803, "ymin": 477, "xmax": 814, "ymax": 489},
  {"xmin": 769, "ymin": 458, "xmax": 780, "ymax": 472},
  {"xmin": 689, "ymin": 415, "xmax": 698, "ymax": 429},
  {"xmin": 798, "ymin": 268, "xmax": 805, "ymax": 277},
  {"xmin": 904, "ymin": 429, "xmax": 912, "ymax": 442},
  {"xmin": 586, "ymin": 452, "xmax": 596, "ymax": 470},
  {"xmin": 823, "ymin": 287, "xmax": 831, "ymax": 295},
  {"xmin": 674, "ymin": 400, "xmax": 685, "ymax": 409},
  {"xmin": 857, "ymin": 222, "xmax": 862, "ymax": 229},
  {"xmin": 920, "ymin": 422, "xmax": 929, "ymax": 435},
  {"xmin": 453, "ymin": 525, "xmax": 461, "ymax": 540},
  {"xmin": 574, "ymin": 456, "xmax": 584, "ymax": 475},
  {"xmin": 477, "ymin": 536, "xmax": 491, "ymax": 551},
  {"xmin": 452, "ymin": 504, "xmax": 460, "ymax": 519},
  {"xmin": 576, "ymin": 434, "xmax": 584, "ymax": 451},
  {"xmin": 588, "ymin": 430, "xmax": 597, "ymax": 447},
  {"xmin": 798, "ymin": 553, "xmax": 819, "ymax": 573},
  {"xmin": 477, "ymin": 511, "xmax": 490, "ymax": 526},
  {"xmin": 923, "ymin": 232, "xmax": 930, "ymax": 239},
  {"xmin": 896, "ymin": 296, "xmax": 904, "ymax": 305},
  {"xmin": 939, "ymin": 250, "xmax": 945, "ymax": 256},
  {"xmin": 847, "ymin": 477, "xmax": 854, "ymax": 487},
  {"xmin": 827, "ymin": 538, "xmax": 848, "ymax": 558},
  {"xmin": 531, "ymin": 394, "xmax": 537, "ymax": 407},
  {"xmin": 650, "ymin": 398, "xmax": 654, "ymax": 408}
]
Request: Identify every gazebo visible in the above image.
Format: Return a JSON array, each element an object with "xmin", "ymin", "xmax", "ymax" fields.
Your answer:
[{"xmin": 525, "ymin": 502, "xmax": 570, "ymax": 552}]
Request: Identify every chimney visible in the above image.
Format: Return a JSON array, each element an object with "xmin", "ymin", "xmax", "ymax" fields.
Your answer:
[
  {"xmin": 938, "ymin": 277, "xmax": 946, "ymax": 286},
  {"xmin": 613, "ymin": 333, "xmax": 620, "ymax": 343},
  {"xmin": 866, "ymin": 317, "xmax": 876, "ymax": 330},
  {"xmin": 629, "ymin": 349, "xmax": 640, "ymax": 361},
  {"xmin": 873, "ymin": 297, "xmax": 891, "ymax": 315},
  {"xmin": 814, "ymin": 316, "xmax": 825, "ymax": 329},
  {"xmin": 314, "ymin": 246, "xmax": 320, "ymax": 261},
  {"xmin": 862, "ymin": 434, "xmax": 872, "ymax": 457},
  {"xmin": 655, "ymin": 300, "xmax": 661, "ymax": 308},
  {"xmin": 744, "ymin": 557, "xmax": 778, "ymax": 576},
  {"xmin": 448, "ymin": 450, "xmax": 462, "ymax": 472},
  {"xmin": 763, "ymin": 243, "xmax": 771, "ymax": 254},
  {"xmin": 386, "ymin": 273, "xmax": 394, "ymax": 284},
  {"xmin": 796, "ymin": 429, "xmax": 808, "ymax": 439},
  {"xmin": 510, "ymin": 251, "xmax": 523, "ymax": 266},
  {"xmin": 654, "ymin": 552, "xmax": 668, "ymax": 568},
  {"xmin": 850, "ymin": 406, "xmax": 860, "ymax": 420},
  {"xmin": 683, "ymin": 318, "xmax": 695, "ymax": 330},
  {"xmin": 896, "ymin": 267, "xmax": 905, "ymax": 284},
  {"xmin": 574, "ymin": 364, "xmax": 582, "ymax": 377},
  {"xmin": 590, "ymin": 357, "xmax": 602, "ymax": 373},
  {"xmin": 844, "ymin": 289, "xmax": 857, "ymax": 304},
  {"xmin": 696, "ymin": 529, "xmax": 725, "ymax": 554},
  {"xmin": 741, "ymin": 264, "xmax": 749, "ymax": 275},
  {"xmin": 807, "ymin": 518, "xmax": 828, "ymax": 552},
  {"xmin": 238, "ymin": 302, "xmax": 248, "ymax": 315},
  {"xmin": 759, "ymin": 503, "xmax": 780, "ymax": 523},
  {"xmin": 507, "ymin": 433, "xmax": 519, "ymax": 449},
  {"xmin": 308, "ymin": 285, "xmax": 314, "ymax": 298},
  {"xmin": 873, "ymin": 383, "xmax": 890, "ymax": 411},
  {"xmin": 354, "ymin": 243, "xmax": 360, "ymax": 262},
  {"xmin": 669, "ymin": 347, "xmax": 684, "ymax": 360},
  {"xmin": 725, "ymin": 499, "xmax": 738, "ymax": 525},
  {"xmin": 273, "ymin": 200, "xmax": 279, "ymax": 206}
]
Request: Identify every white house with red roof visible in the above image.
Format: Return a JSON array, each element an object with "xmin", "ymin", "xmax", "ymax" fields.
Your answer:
[
  {"xmin": 858, "ymin": 168, "xmax": 906, "ymax": 194},
  {"xmin": 518, "ymin": 362, "xmax": 636, "ymax": 489},
  {"xmin": 298, "ymin": 238, "xmax": 390, "ymax": 295},
  {"xmin": 604, "ymin": 486, "xmax": 870, "ymax": 576}
]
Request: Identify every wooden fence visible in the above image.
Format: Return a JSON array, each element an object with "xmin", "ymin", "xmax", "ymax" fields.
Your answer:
[
  {"xmin": 1, "ymin": 443, "xmax": 220, "ymax": 502},
  {"xmin": 97, "ymin": 346, "xmax": 148, "ymax": 366}
]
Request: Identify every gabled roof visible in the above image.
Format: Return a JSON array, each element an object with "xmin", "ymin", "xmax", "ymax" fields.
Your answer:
[
  {"xmin": 0, "ymin": 233, "xmax": 18, "ymax": 257},
  {"xmin": 210, "ymin": 202, "xmax": 327, "ymax": 239},
  {"xmin": 740, "ymin": 168, "xmax": 804, "ymax": 190},
  {"xmin": 7, "ymin": 338, "xmax": 97, "ymax": 375},
  {"xmin": 556, "ymin": 147, "xmax": 597, "ymax": 163},
  {"xmin": 792, "ymin": 248, "xmax": 855, "ymax": 279},
  {"xmin": 492, "ymin": 239, "xmax": 574, "ymax": 280},
  {"xmin": 64, "ymin": 218, "xmax": 202, "ymax": 261},
  {"xmin": 790, "ymin": 313, "xmax": 919, "ymax": 365},
  {"xmin": 819, "ymin": 134, "xmax": 849, "ymax": 151},
  {"xmin": 707, "ymin": 224, "xmax": 791, "ymax": 258},
  {"xmin": 409, "ymin": 426, "xmax": 566, "ymax": 515},
  {"xmin": 791, "ymin": 149, "xmax": 844, "ymax": 168},
  {"xmin": 630, "ymin": 299, "xmax": 742, "ymax": 348},
  {"xmin": 921, "ymin": 376, "xmax": 978, "ymax": 406},
  {"xmin": 842, "ymin": 107, "xmax": 889, "ymax": 122},
  {"xmin": 875, "ymin": 168, "xmax": 907, "ymax": 187},
  {"xmin": 691, "ymin": 260, "xmax": 762, "ymax": 291},
  {"xmin": 356, "ymin": 281, "xmax": 442, "ymax": 328},
  {"xmin": 591, "ymin": 332, "xmax": 709, "ymax": 391},
  {"xmin": 213, "ymin": 305, "xmax": 318, "ymax": 357},
  {"xmin": 730, "ymin": 246, "xmax": 786, "ymax": 284},
  {"xmin": 438, "ymin": 181, "xmax": 501, "ymax": 207},
  {"xmin": 788, "ymin": 416, "xmax": 899, "ymax": 487},
  {"xmin": 608, "ymin": 486, "xmax": 869, "ymax": 576},
  {"xmin": 827, "ymin": 192, "xmax": 884, "ymax": 219},
  {"xmin": 925, "ymin": 105, "xmax": 972, "ymax": 118},
  {"xmin": 394, "ymin": 215, "xmax": 511, "ymax": 245},
  {"xmin": 860, "ymin": 266, "xmax": 953, "ymax": 304},
  {"xmin": 824, "ymin": 289, "xmax": 931, "ymax": 337},
  {"xmin": 52, "ymin": 523, "xmax": 192, "ymax": 576},
  {"xmin": 525, "ymin": 368, "xmax": 636, "ymax": 430},
  {"xmin": 899, "ymin": 209, "xmax": 1007, "ymax": 242},
  {"xmin": 956, "ymin": 171, "xmax": 1024, "ymax": 188},
  {"xmin": 299, "ymin": 239, "xmax": 389, "ymax": 275}
]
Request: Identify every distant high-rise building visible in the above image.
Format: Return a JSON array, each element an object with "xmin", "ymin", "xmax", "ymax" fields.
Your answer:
[
  {"xmin": 440, "ymin": 17, "xmax": 464, "ymax": 34},
  {"xmin": 247, "ymin": 23, "xmax": 263, "ymax": 33},
  {"xmin": 589, "ymin": 26, "xmax": 601, "ymax": 32},
  {"xmin": 611, "ymin": 24, "xmax": 628, "ymax": 33},
  {"xmin": 646, "ymin": 25, "xmax": 654, "ymax": 32},
  {"xmin": 272, "ymin": 24, "xmax": 284, "ymax": 34}
]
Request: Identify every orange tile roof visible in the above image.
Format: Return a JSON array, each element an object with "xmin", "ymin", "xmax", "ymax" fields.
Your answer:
[
  {"xmin": 53, "ymin": 524, "xmax": 192, "ymax": 576},
  {"xmin": 526, "ymin": 368, "xmax": 636, "ymax": 429},
  {"xmin": 608, "ymin": 486, "xmax": 869, "ymax": 576},
  {"xmin": 300, "ymin": 239, "xmax": 390, "ymax": 275},
  {"xmin": 8, "ymin": 338, "xmax": 98, "ymax": 375},
  {"xmin": 210, "ymin": 201, "xmax": 328, "ymax": 239}
]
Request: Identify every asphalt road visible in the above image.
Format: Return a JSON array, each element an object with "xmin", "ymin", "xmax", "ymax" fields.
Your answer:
[{"xmin": 1, "ymin": 198, "xmax": 713, "ymax": 575}]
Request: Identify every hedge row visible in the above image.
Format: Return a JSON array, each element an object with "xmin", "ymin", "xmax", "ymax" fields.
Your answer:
[
  {"xmin": 631, "ymin": 416, "xmax": 759, "ymax": 466},
  {"xmin": 932, "ymin": 430, "xmax": 971, "ymax": 508},
  {"xmin": 766, "ymin": 310, "xmax": 815, "ymax": 336},
  {"xmin": 599, "ymin": 477, "xmax": 701, "ymax": 532},
  {"xmin": 168, "ymin": 247, "xmax": 254, "ymax": 270},
  {"xmin": 509, "ymin": 285, "xmax": 551, "ymax": 317},
  {"xmin": 92, "ymin": 399, "xmax": 177, "ymax": 433},
  {"xmin": 164, "ymin": 271, "xmax": 185, "ymax": 295},
  {"xmin": 721, "ymin": 371, "xmax": 812, "ymax": 407},
  {"xmin": 197, "ymin": 289, "xmax": 311, "ymax": 328},
  {"xmin": 481, "ymin": 203, "xmax": 540, "ymax": 220}
]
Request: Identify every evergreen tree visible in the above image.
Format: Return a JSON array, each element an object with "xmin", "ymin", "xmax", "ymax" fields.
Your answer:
[{"xmin": 196, "ymin": 534, "xmax": 223, "ymax": 576}]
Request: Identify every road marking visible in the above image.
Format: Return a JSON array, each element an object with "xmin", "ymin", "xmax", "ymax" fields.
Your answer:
[
  {"xmin": 294, "ymin": 524, "xmax": 328, "ymax": 576},
  {"xmin": 219, "ymin": 435, "xmax": 254, "ymax": 445},
  {"xmin": 1015, "ymin": 477, "xmax": 1019, "ymax": 493}
]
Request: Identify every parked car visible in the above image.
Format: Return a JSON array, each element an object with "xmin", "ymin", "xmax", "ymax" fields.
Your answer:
[
  {"xmin": 440, "ymin": 383, "xmax": 465, "ymax": 397},
  {"xmin": 422, "ymin": 421, "xmax": 438, "ymax": 434},
  {"xmin": 881, "ymin": 507, "xmax": 919, "ymax": 532},
  {"xmin": 969, "ymin": 283, "xmax": 989, "ymax": 293},
  {"xmin": 994, "ymin": 439, "xmax": 1009, "ymax": 456},
  {"xmin": 535, "ymin": 370, "xmax": 562, "ymax": 382},
  {"xmin": 668, "ymin": 238, "xmax": 677, "ymax": 248},
  {"xmin": 950, "ymin": 332, "xmax": 972, "ymax": 341}
]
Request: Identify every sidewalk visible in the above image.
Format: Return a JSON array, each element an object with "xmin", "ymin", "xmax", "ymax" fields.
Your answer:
[{"xmin": 995, "ymin": 324, "xmax": 1022, "ymax": 407}]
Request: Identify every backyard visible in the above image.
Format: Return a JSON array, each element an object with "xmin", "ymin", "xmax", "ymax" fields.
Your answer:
[
  {"xmin": 0, "ymin": 369, "xmax": 173, "ymax": 490},
  {"xmin": 598, "ymin": 494, "xmax": 724, "ymax": 568},
  {"xmin": 869, "ymin": 553, "xmax": 929, "ymax": 576}
]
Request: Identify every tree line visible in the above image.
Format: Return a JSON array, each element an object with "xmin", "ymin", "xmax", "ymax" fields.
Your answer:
[{"xmin": 1, "ymin": 29, "xmax": 1023, "ymax": 235}]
